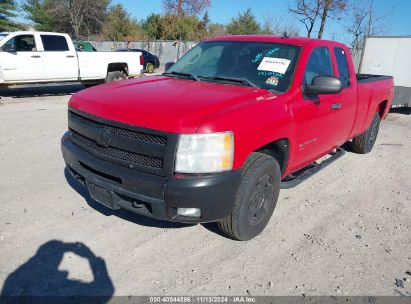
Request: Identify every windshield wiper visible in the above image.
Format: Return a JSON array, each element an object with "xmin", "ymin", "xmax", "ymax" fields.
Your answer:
[
  {"xmin": 199, "ymin": 76, "xmax": 259, "ymax": 88},
  {"xmin": 162, "ymin": 71, "xmax": 198, "ymax": 81}
]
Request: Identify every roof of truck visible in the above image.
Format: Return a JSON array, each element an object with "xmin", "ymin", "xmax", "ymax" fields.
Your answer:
[
  {"xmin": 1, "ymin": 31, "xmax": 68, "ymax": 36},
  {"xmin": 207, "ymin": 35, "xmax": 347, "ymax": 48}
]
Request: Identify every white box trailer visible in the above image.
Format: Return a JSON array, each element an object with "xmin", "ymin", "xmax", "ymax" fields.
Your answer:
[{"xmin": 359, "ymin": 36, "xmax": 411, "ymax": 107}]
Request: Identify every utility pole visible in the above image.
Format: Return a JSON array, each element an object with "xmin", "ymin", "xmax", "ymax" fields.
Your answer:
[
  {"xmin": 367, "ymin": 0, "xmax": 374, "ymax": 36},
  {"xmin": 177, "ymin": 0, "xmax": 183, "ymax": 16}
]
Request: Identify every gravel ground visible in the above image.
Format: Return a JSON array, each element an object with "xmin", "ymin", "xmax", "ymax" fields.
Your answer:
[{"xmin": 0, "ymin": 84, "xmax": 410, "ymax": 298}]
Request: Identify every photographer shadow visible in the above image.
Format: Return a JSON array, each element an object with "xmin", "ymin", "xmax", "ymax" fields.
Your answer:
[{"xmin": 1, "ymin": 240, "xmax": 114, "ymax": 302}]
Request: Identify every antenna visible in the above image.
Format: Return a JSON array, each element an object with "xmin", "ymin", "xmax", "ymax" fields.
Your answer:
[{"xmin": 281, "ymin": 31, "xmax": 289, "ymax": 39}]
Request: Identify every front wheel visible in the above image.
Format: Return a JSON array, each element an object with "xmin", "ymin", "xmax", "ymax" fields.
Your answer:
[
  {"xmin": 352, "ymin": 112, "xmax": 381, "ymax": 154},
  {"xmin": 218, "ymin": 153, "xmax": 281, "ymax": 241},
  {"xmin": 105, "ymin": 71, "xmax": 127, "ymax": 83}
]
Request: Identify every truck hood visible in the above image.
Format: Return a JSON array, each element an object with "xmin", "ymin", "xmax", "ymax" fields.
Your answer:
[{"xmin": 69, "ymin": 76, "xmax": 270, "ymax": 133}]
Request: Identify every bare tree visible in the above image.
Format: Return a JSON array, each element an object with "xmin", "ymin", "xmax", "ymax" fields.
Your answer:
[
  {"xmin": 345, "ymin": 0, "xmax": 390, "ymax": 56},
  {"xmin": 51, "ymin": 0, "xmax": 109, "ymax": 40},
  {"xmin": 261, "ymin": 15, "xmax": 300, "ymax": 36},
  {"xmin": 162, "ymin": 0, "xmax": 211, "ymax": 17},
  {"xmin": 317, "ymin": 0, "xmax": 347, "ymax": 39},
  {"xmin": 261, "ymin": 15, "xmax": 282, "ymax": 35},
  {"xmin": 290, "ymin": 0, "xmax": 347, "ymax": 39},
  {"xmin": 289, "ymin": 0, "xmax": 321, "ymax": 37}
]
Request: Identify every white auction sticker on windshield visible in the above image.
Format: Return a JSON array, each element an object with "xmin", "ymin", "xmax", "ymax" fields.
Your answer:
[{"xmin": 257, "ymin": 57, "xmax": 291, "ymax": 74}]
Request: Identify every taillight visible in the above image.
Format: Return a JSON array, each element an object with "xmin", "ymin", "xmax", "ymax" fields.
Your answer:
[{"xmin": 140, "ymin": 54, "xmax": 144, "ymax": 65}]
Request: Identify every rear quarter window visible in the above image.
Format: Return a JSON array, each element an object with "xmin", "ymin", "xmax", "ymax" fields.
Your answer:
[
  {"xmin": 41, "ymin": 35, "xmax": 69, "ymax": 51},
  {"xmin": 334, "ymin": 47, "xmax": 350, "ymax": 88}
]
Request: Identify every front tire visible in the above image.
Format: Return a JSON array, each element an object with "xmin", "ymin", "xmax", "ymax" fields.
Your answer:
[
  {"xmin": 352, "ymin": 112, "xmax": 381, "ymax": 154},
  {"xmin": 105, "ymin": 71, "xmax": 127, "ymax": 83},
  {"xmin": 218, "ymin": 153, "xmax": 281, "ymax": 241}
]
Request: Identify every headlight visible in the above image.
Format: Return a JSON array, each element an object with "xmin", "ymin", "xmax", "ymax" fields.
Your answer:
[{"xmin": 175, "ymin": 132, "xmax": 234, "ymax": 173}]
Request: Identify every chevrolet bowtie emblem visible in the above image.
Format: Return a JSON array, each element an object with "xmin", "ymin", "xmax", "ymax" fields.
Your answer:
[{"xmin": 96, "ymin": 127, "xmax": 112, "ymax": 147}]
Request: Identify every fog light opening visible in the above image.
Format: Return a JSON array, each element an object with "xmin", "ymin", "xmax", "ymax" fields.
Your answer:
[{"xmin": 177, "ymin": 208, "xmax": 201, "ymax": 218}]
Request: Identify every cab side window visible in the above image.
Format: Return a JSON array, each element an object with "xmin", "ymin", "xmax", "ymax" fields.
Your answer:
[
  {"xmin": 334, "ymin": 47, "xmax": 350, "ymax": 88},
  {"xmin": 2, "ymin": 35, "xmax": 37, "ymax": 52},
  {"xmin": 41, "ymin": 35, "xmax": 69, "ymax": 51},
  {"xmin": 303, "ymin": 47, "xmax": 333, "ymax": 84}
]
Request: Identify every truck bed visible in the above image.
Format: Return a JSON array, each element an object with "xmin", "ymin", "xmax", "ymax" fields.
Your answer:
[
  {"xmin": 356, "ymin": 74, "xmax": 393, "ymax": 83},
  {"xmin": 351, "ymin": 74, "xmax": 394, "ymax": 136}
]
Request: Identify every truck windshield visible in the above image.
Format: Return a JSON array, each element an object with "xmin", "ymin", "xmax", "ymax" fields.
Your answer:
[{"xmin": 167, "ymin": 41, "xmax": 301, "ymax": 93}]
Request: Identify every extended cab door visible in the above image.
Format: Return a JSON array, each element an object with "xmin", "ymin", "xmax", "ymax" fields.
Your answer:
[
  {"xmin": 331, "ymin": 47, "xmax": 357, "ymax": 142},
  {"xmin": 39, "ymin": 34, "xmax": 78, "ymax": 80},
  {"xmin": 0, "ymin": 34, "xmax": 44, "ymax": 82}
]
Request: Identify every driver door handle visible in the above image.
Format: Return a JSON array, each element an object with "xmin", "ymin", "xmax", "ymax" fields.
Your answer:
[
  {"xmin": 66, "ymin": 55, "xmax": 75, "ymax": 58},
  {"xmin": 31, "ymin": 55, "xmax": 41, "ymax": 58},
  {"xmin": 331, "ymin": 103, "xmax": 342, "ymax": 110}
]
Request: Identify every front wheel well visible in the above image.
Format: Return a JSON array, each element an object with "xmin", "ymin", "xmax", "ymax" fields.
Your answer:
[
  {"xmin": 107, "ymin": 63, "xmax": 128, "ymax": 75},
  {"xmin": 255, "ymin": 138, "xmax": 290, "ymax": 175}
]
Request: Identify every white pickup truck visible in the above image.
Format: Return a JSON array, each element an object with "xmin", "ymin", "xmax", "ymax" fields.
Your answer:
[{"xmin": 0, "ymin": 31, "xmax": 144, "ymax": 87}]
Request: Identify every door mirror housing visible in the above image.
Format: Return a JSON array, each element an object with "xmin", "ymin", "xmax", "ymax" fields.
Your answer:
[
  {"xmin": 165, "ymin": 62, "xmax": 174, "ymax": 71},
  {"xmin": 304, "ymin": 76, "xmax": 342, "ymax": 96},
  {"xmin": 1, "ymin": 44, "xmax": 16, "ymax": 53}
]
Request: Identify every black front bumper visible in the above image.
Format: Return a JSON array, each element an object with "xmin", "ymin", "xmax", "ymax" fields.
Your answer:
[{"xmin": 62, "ymin": 132, "xmax": 241, "ymax": 223}]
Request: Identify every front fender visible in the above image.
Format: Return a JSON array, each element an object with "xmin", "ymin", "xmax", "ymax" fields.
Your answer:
[{"xmin": 196, "ymin": 95, "xmax": 295, "ymax": 171}]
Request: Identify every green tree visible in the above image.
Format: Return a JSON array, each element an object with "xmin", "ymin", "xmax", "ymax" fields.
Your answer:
[
  {"xmin": 103, "ymin": 4, "xmax": 143, "ymax": 41},
  {"xmin": 142, "ymin": 13, "xmax": 163, "ymax": 39},
  {"xmin": 198, "ymin": 11, "xmax": 209, "ymax": 36},
  {"xmin": 22, "ymin": 0, "xmax": 57, "ymax": 32},
  {"xmin": 226, "ymin": 9, "xmax": 261, "ymax": 35},
  {"xmin": 207, "ymin": 22, "xmax": 226, "ymax": 38},
  {"xmin": 0, "ymin": 0, "xmax": 20, "ymax": 31},
  {"xmin": 161, "ymin": 14, "xmax": 201, "ymax": 40}
]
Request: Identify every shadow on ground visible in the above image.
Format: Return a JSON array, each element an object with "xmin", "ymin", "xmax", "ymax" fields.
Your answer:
[
  {"xmin": 390, "ymin": 107, "xmax": 411, "ymax": 115},
  {"xmin": 0, "ymin": 84, "xmax": 85, "ymax": 98},
  {"xmin": 1, "ymin": 240, "xmax": 114, "ymax": 302},
  {"xmin": 64, "ymin": 167, "xmax": 194, "ymax": 230},
  {"xmin": 341, "ymin": 141, "xmax": 354, "ymax": 153}
]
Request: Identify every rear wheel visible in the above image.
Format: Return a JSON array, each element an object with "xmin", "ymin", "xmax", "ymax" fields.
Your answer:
[
  {"xmin": 218, "ymin": 153, "xmax": 281, "ymax": 241},
  {"xmin": 105, "ymin": 71, "xmax": 127, "ymax": 83},
  {"xmin": 146, "ymin": 62, "xmax": 155, "ymax": 73},
  {"xmin": 352, "ymin": 112, "xmax": 381, "ymax": 154}
]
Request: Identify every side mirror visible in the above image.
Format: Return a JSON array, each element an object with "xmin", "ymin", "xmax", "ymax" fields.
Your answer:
[
  {"xmin": 304, "ymin": 76, "xmax": 342, "ymax": 96},
  {"xmin": 1, "ymin": 44, "xmax": 16, "ymax": 52},
  {"xmin": 165, "ymin": 62, "xmax": 174, "ymax": 71}
]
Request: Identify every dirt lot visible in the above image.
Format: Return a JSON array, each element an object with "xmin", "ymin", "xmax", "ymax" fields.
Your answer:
[{"xmin": 0, "ymin": 84, "xmax": 410, "ymax": 298}]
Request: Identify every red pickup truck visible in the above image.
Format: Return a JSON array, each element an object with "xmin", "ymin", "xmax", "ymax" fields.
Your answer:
[{"xmin": 61, "ymin": 36, "xmax": 394, "ymax": 240}]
